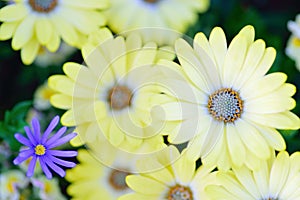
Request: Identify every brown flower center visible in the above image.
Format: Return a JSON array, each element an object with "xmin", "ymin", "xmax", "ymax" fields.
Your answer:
[
  {"xmin": 28, "ymin": 0, "xmax": 58, "ymax": 13},
  {"xmin": 108, "ymin": 169, "xmax": 130, "ymax": 191},
  {"xmin": 208, "ymin": 88, "xmax": 243, "ymax": 123},
  {"xmin": 107, "ymin": 85, "xmax": 132, "ymax": 110},
  {"xmin": 167, "ymin": 185, "xmax": 193, "ymax": 200}
]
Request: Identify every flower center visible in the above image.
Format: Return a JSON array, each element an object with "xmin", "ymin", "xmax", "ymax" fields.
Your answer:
[
  {"xmin": 292, "ymin": 37, "xmax": 300, "ymax": 47},
  {"xmin": 143, "ymin": 0, "xmax": 160, "ymax": 3},
  {"xmin": 108, "ymin": 169, "xmax": 130, "ymax": 191},
  {"xmin": 34, "ymin": 144, "xmax": 46, "ymax": 156},
  {"xmin": 167, "ymin": 185, "xmax": 193, "ymax": 200},
  {"xmin": 207, "ymin": 88, "xmax": 243, "ymax": 123},
  {"xmin": 28, "ymin": 0, "xmax": 58, "ymax": 13},
  {"xmin": 107, "ymin": 85, "xmax": 133, "ymax": 110}
]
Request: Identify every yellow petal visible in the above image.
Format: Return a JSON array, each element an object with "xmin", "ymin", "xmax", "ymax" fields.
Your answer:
[
  {"xmin": 236, "ymin": 119, "xmax": 270, "ymax": 159},
  {"xmin": 0, "ymin": 4, "xmax": 28, "ymax": 22},
  {"xmin": 12, "ymin": 15, "xmax": 35, "ymax": 50},
  {"xmin": 251, "ymin": 47, "xmax": 276, "ymax": 79},
  {"xmin": 0, "ymin": 22, "xmax": 19, "ymax": 40},
  {"xmin": 205, "ymin": 185, "xmax": 240, "ymax": 200},
  {"xmin": 269, "ymin": 151, "xmax": 290, "ymax": 197},
  {"xmin": 20, "ymin": 38, "xmax": 39, "ymax": 65},
  {"xmin": 235, "ymin": 39, "xmax": 266, "ymax": 90},
  {"xmin": 50, "ymin": 94, "xmax": 72, "ymax": 109},
  {"xmin": 35, "ymin": 18, "xmax": 53, "ymax": 45},
  {"xmin": 209, "ymin": 27, "xmax": 227, "ymax": 73},
  {"xmin": 245, "ymin": 111, "xmax": 300, "ymax": 130},
  {"xmin": 62, "ymin": 0, "xmax": 109, "ymax": 9},
  {"xmin": 223, "ymin": 34, "xmax": 248, "ymax": 88},
  {"xmin": 171, "ymin": 153, "xmax": 195, "ymax": 185},
  {"xmin": 46, "ymin": 30, "xmax": 60, "ymax": 52},
  {"xmin": 52, "ymin": 15, "xmax": 78, "ymax": 47},
  {"xmin": 256, "ymin": 126, "xmax": 286, "ymax": 151},
  {"xmin": 226, "ymin": 124, "xmax": 246, "ymax": 167},
  {"xmin": 126, "ymin": 175, "xmax": 166, "ymax": 195},
  {"xmin": 61, "ymin": 109, "xmax": 76, "ymax": 126},
  {"xmin": 237, "ymin": 25, "xmax": 255, "ymax": 45}
]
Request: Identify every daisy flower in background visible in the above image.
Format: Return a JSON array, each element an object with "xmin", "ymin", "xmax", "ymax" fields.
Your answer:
[
  {"xmin": 34, "ymin": 42, "xmax": 77, "ymax": 68},
  {"xmin": 33, "ymin": 81, "xmax": 56, "ymax": 111},
  {"xmin": 13, "ymin": 115, "xmax": 77, "ymax": 179},
  {"xmin": 49, "ymin": 28, "xmax": 172, "ymax": 152},
  {"xmin": 206, "ymin": 151, "xmax": 300, "ymax": 200},
  {"xmin": 105, "ymin": 0, "xmax": 210, "ymax": 45},
  {"xmin": 0, "ymin": 170, "xmax": 28, "ymax": 200},
  {"xmin": 119, "ymin": 145, "xmax": 216, "ymax": 200},
  {"xmin": 66, "ymin": 145, "xmax": 135, "ymax": 200},
  {"xmin": 158, "ymin": 25, "xmax": 300, "ymax": 170},
  {"xmin": 0, "ymin": 0, "xmax": 108, "ymax": 65},
  {"xmin": 286, "ymin": 14, "xmax": 300, "ymax": 71},
  {"xmin": 32, "ymin": 176, "xmax": 66, "ymax": 200}
]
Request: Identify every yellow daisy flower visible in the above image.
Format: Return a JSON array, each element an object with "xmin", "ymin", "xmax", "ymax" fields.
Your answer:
[
  {"xmin": 0, "ymin": 170, "xmax": 28, "ymax": 200},
  {"xmin": 157, "ymin": 25, "xmax": 300, "ymax": 170},
  {"xmin": 0, "ymin": 0, "xmax": 108, "ymax": 65},
  {"xmin": 66, "ymin": 144, "xmax": 136, "ymax": 200},
  {"xmin": 119, "ymin": 145, "xmax": 216, "ymax": 200},
  {"xmin": 34, "ymin": 42, "xmax": 77, "ymax": 67},
  {"xmin": 105, "ymin": 0, "xmax": 210, "ymax": 45},
  {"xmin": 286, "ymin": 14, "xmax": 300, "ymax": 71},
  {"xmin": 206, "ymin": 151, "xmax": 300, "ymax": 200},
  {"xmin": 32, "ymin": 177, "xmax": 66, "ymax": 200},
  {"xmin": 33, "ymin": 81, "xmax": 56, "ymax": 110},
  {"xmin": 49, "ymin": 28, "xmax": 170, "ymax": 151}
]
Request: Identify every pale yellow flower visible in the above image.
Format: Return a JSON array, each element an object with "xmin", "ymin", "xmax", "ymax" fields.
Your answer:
[
  {"xmin": 206, "ymin": 151, "xmax": 300, "ymax": 200},
  {"xmin": 0, "ymin": 170, "xmax": 28, "ymax": 200},
  {"xmin": 0, "ymin": 0, "xmax": 108, "ymax": 64},
  {"xmin": 32, "ymin": 177, "xmax": 66, "ymax": 200},
  {"xmin": 49, "ymin": 28, "xmax": 170, "ymax": 152},
  {"xmin": 286, "ymin": 14, "xmax": 300, "ymax": 71},
  {"xmin": 105, "ymin": 0, "xmax": 210, "ymax": 45},
  {"xmin": 119, "ymin": 145, "xmax": 216, "ymax": 200},
  {"xmin": 66, "ymin": 144, "xmax": 136, "ymax": 200},
  {"xmin": 33, "ymin": 81, "xmax": 56, "ymax": 110},
  {"xmin": 157, "ymin": 25, "xmax": 300, "ymax": 170}
]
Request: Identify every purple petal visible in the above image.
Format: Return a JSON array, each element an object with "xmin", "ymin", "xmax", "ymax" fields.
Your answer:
[
  {"xmin": 14, "ymin": 133, "xmax": 32, "ymax": 147},
  {"xmin": 48, "ymin": 150, "xmax": 78, "ymax": 157},
  {"xmin": 13, "ymin": 155, "xmax": 31, "ymax": 165},
  {"xmin": 32, "ymin": 118, "xmax": 41, "ymax": 142},
  {"xmin": 19, "ymin": 149, "xmax": 34, "ymax": 158},
  {"xmin": 24, "ymin": 126, "xmax": 37, "ymax": 146},
  {"xmin": 26, "ymin": 155, "xmax": 37, "ymax": 177},
  {"xmin": 45, "ymin": 127, "xmax": 67, "ymax": 146},
  {"xmin": 48, "ymin": 155, "xmax": 76, "ymax": 168},
  {"xmin": 45, "ymin": 159, "xmax": 66, "ymax": 177},
  {"xmin": 47, "ymin": 133, "xmax": 77, "ymax": 149},
  {"xmin": 42, "ymin": 116, "xmax": 60, "ymax": 143},
  {"xmin": 40, "ymin": 156, "xmax": 52, "ymax": 179}
]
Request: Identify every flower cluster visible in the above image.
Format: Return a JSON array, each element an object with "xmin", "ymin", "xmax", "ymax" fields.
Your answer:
[{"xmin": 1, "ymin": 0, "xmax": 300, "ymax": 199}]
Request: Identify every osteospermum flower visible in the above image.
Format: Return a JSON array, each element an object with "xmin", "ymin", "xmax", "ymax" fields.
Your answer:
[
  {"xmin": 13, "ymin": 115, "xmax": 77, "ymax": 179},
  {"xmin": 49, "ymin": 28, "xmax": 170, "ymax": 151},
  {"xmin": 0, "ymin": 170, "xmax": 28, "ymax": 200},
  {"xmin": 119, "ymin": 145, "xmax": 216, "ymax": 200},
  {"xmin": 0, "ymin": 0, "xmax": 108, "ymax": 65},
  {"xmin": 66, "ymin": 146, "xmax": 134, "ymax": 200},
  {"xmin": 105, "ymin": 0, "xmax": 210, "ymax": 45},
  {"xmin": 206, "ymin": 151, "xmax": 300, "ymax": 200},
  {"xmin": 286, "ymin": 14, "xmax": 300, "ymax": 71},
  {"xmin": 32, "ymin": 177, "xmax": 66, "ymax": 200},
  {"xmin": 158, "ymin": 25, "xmax": 300, "ymax": 170}
]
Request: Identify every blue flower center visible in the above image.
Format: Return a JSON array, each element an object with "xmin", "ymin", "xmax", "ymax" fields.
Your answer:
[
  {"xmin": 208, "ymin": 88, "xmax": 243, "ymax": 123},
  {"xmin": 29, "ymin": 0, "xmax": 58, "ymax": 13},
  {"xmin": 168, "ymin": 185, "xmax": 193, "ymax": 200}
]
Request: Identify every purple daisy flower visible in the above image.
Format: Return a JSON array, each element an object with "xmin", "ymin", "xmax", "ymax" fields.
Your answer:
[{"xmin": 13, "ymin": 115, "xmax": 77, "ymax": 179}]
